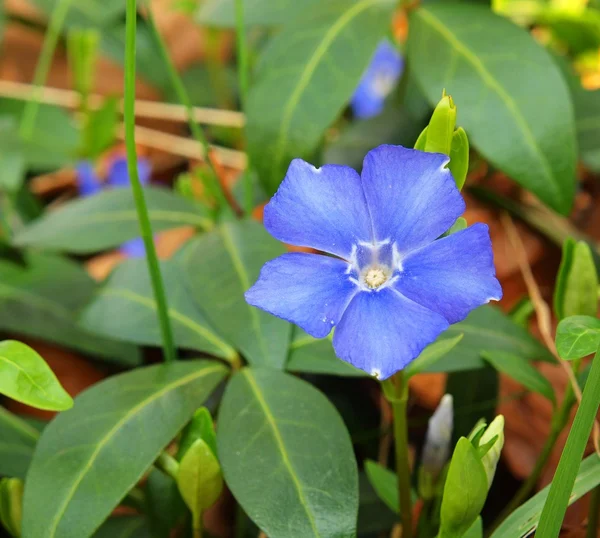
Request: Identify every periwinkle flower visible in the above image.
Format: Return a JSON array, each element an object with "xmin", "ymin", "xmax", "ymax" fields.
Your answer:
[
  {"xmin": 245, "ymin": 145, "xmax": 502, "ymax": 379},
  {"xmin": 75, "ymin": 157, "xmax": 152, "ymax": 258},
  {"xmin": 351, "ymin": 40, "xmax": 403, "ymax": 119}
]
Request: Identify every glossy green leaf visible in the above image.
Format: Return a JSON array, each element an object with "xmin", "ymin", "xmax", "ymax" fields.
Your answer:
[
  {"xmin": 430, "ymin": 306, "xmax": 554, "ymax": 372},
  {"xmin": 247, "ymin": 0, "xmax": 395, "ymax": 194},
  {"xmin": 424, "ymin": 93, "xmax": 456, "ymax": 155},
  {"xmin": 286, "ymin": 329, "xmax": 364, "ymax": 376},
  {"xmin": 553, "ymin": 239, "xmax": 598, "ymax": 320},
  {"xmin": 409, "ymin": 3, "xmax": 577, "ymax": 214},
  {"xmin": 440, "ymin": 438, "xmax": 488, "ymax": 538},
  {"xmin": 177, "ymin": 439, "xmax": 223, "ymax": 519},
  {"xmin": 464, "ymin": 517, "xmax": 483, "ymax": 538},
  {"xmin": 80, "ymin": 258, "xmax": 236, "ymax": 360},
  {"xmin": 22, "ymin": 361, "xmax": 227, "ymax": 538},
  {"xmin": 197, "ymin": 0, "xmax": 321, "ymax": 26},
  {"xmin": 218, "ymin": 368, "xmax": 358, "ymax": 538},
  {"xmin": 405, "ymin": 334, "xmax": 464, "ymax": 378},
  {"xmin": 0, "ymin": 408, "xmax": 39, "ymax": 479},
  {"xmin": 364, "ymin": 460, "xmax": 398, "ymax": 514},
  {"xmin": 0, "ymin": 253, "xmax": 139, "ymax": 365},
  {"xmin": 536, "ymin": 349, "xmax": 600, "ymax": 537},
  {"xmin": 14, "ymin": 187, "xmax": 210, "ymax": 254},
  {"xmin": 490, "ymin": 453, "xmax": 600, "ymax": 538},
  {"xmin": 184, "ymin": 220, "xmax": 290, "ymax": 369},
  {"xmin": 177, "ymin": 407, "xmax": 217, "ymax": 459},
  {"xmin": 555, "ymin": 315, "xmax": 600, "ymax": 360},
  {"xmin": 482, "ymin": 350, "xmax": 555, "ymax": 403},
  {"xmin": 92, "ymin": 516, "xmax": 152, "ymax": 538},
  {"xmin": 0, "ymin": 340, "xmax": 73, "ymax": 411},
  {"xmin": 145, "ymin": 469, "xmax": 187, "ymax": 538}
]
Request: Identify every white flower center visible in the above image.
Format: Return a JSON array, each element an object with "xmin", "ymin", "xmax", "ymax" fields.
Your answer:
[
  {"xmin": 372, "ymin": 71, "xmax": 396, "ymax": 98},
  {"xmin": 363, "ymin": 266, "xmax": 390, "ymax": 289}
]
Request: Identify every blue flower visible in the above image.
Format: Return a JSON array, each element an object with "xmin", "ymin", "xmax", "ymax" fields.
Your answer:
[
  {"xmin": 245, "ymin": 145, "xmax": 502, "ymax": 379},
  {"xmin": 75, "ymin": 157, "xmax": 152, "ymax": 258},
  {"xmin": 351, "ymin": 40, "xmax": 404, "ymax": 119}
]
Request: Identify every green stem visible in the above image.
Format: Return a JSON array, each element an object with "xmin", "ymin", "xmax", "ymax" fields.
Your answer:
[
  {"xmin": 234, "ymin": 0, "xmax": 253, "ymax": 216},
  {"xmin": 19, "ymin": 0, "xmax": 74, "ymax": 140},
  {"xmin": 125, "ymin": 0, "xmax": 176, "ymax": 363},
  {"xmin": 155, "ymin": 451, "xmax": 179, "ymax": 480},
  {"xmin": 587, "ymin": 485, "xmax": 600, "ymax": 538},
  {"xmin": 143, "ymin": 4, "xmax": 231, "ymax": 213},
  {"xmin": 489, "ymin": 385, "xmax": 576, "ymax": 532},
  {"xmin": 383, "ymin": 372, "xmax": 413, "ymax": 538}
]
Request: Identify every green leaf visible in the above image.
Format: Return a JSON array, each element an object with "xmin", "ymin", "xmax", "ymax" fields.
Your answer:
[
  {"xmin": 535, "ymin": 348, "xmax": 600, "ymax": 538},
  {"xmin": 555, "ymin": 315, "xmax": 600, "ymax": 360},
  {"xmin": 92, "ymin": 516, "xmax": 152, "ymax": 538},
  {"xmin": 0, "ymin": 477, "xmax": 23, "ymax": 537},
  {"xmin": 80, "ymin": 258, "xmax": 236, "ymax": 360},
  {"xmin": 14, "ymin": 187, "xmax": 210, "ymax": 254},
  {"xmin": 464, "ymin": 517, "xmax": 483, "ymax": 538},
  {"xmin": 0, "ymin": 253, "xmax": 139, "ymax": 365},
  {"xmin": 430, "ymin": 306, "xmax": 554, "ymax": 372},
  {"xmin": 82, "ymin": 97, "xmax": 118, "ymax": 160},
  {"xmin": 409, "ymin": 3, "xmax": 577, "ymax": 214},
  {"xmin": 405, "ymin": 334, "xmax": 464, "ymax": 378},
  {"xmin": 424, "ymin": 93, "xmax": 456, "ymax": 155},
  {"xmin": 177, "ymin": 407, "xmax": 217, "ymax": 459},
  {"xmin": 184, "ymin": 220, "xmax": 290, "ymax": 369},
  {"xmin": 449, "ymin": 127, "xmax": 469, "ymax": 190},
  {"xmin": 22, "ymin": 360, "xmax": 227, "ymax": 538},
  {"xmin": 0, "ymin": 408, "xmax": 39, "ymax": 479},
  {"xmin": 553, "ymin": 239, "xmax": 598, "ymax": 320},
  {"xmin": 0, "ymin": 340, "xmax": 73, "ymax": 411},
  {"xmin": 197, "ymin": 0, "xmax": 321, "ymax": 26},
  {"xmin": 0, "ymin": 150, "xmax": 25, "ymax": 192},
  {"xmin": 440, "ymin": 438, "xmax": 488, "ymax": 538},
  {"xmin": 145, "ymin": 468, "xmax": 187, "ymax": 538},
  {"xmin": 217, "ymin": 368, "xmax": 358, "ymax": 538},
  {"xmin": 364, "ymin": 460, "xmax": 398, "ymax": 514},
  {"xmin": 482, "ymin": 350, "xmax": 555, "ymax": 403},
  {"xmin": 490, "ymin": 453, "xmax": 600, "ymax": 538},
  {"xmin": 286, "ymin": 329, "xmax": 364, "ymax": 376},
  {"xmin": 247, "ymin": 0, "xmax": 395, "ymax": 194},
  {"xmin": 177, "ymin": 439, "xmax": 223, "ymax": 518}
]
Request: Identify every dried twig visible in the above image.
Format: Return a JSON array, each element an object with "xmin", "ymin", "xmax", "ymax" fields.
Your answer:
[
  {"xmin": 501, "ymin": 212, "xmax": 600, "ymax": 455},
  {"xmin": 0, "ymin": 79, "xmax": 245, "ymax": 128}
]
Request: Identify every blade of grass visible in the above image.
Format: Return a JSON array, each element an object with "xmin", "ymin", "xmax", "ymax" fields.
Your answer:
[
  {"xmin": 125, "ymin": 0, "xmax": 176, "ymax": 363},
  {"xmin": 19, "ymin": 0, "xmax": 74, "ymax": 140},
  {"xmin": 234, "ymin": 0, "xmax": 253, "ymax": 215},
  {"xmin": 143, "ymin": 3, "xmax": 231, "ymax": 213},
  {"xmin": 537, "ymin": 348, "xmax": 600, "ymax": 538}
]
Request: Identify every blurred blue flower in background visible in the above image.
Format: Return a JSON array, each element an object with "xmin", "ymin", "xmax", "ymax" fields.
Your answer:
[
  {"xmin": 351, "ymin": 40, "xmax": 403, "ymax": 119},
  {"xmin": 245, "ymin": 145, "xmax": 502, "ymax": 379},
  {"xmin": 76, "ymin": 157, "xmax": 152, "ymax": 258}
]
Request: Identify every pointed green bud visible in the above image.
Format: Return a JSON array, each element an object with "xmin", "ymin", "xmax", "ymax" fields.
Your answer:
[
  {"xmin": 177, "ymin": 407, "xmax": 217, "ymax": 460},
  {"xmin": 0, "ymin": 478, "xmax": 23, "ymax": 537},
  {"xmin": 448, "ymin": 128, "xmax": 469, "ymax": 190},
  {"xmin": 414, "ymin": 126, "xmax": 428, "ymax": 151},
  {"xmin": 176, "ymin": 439, "xmax": 224, "ymax": 529},
  {"xmin": 67, "ymin": 28, "xmax": 100, "ymax": 110},
  {"xmin": 478, "ymin": 415, "xmax": 505, "ymax": 490},
  {"xmin": 554, "ymin": 239, "xmax": 599, "ymax": 320}
]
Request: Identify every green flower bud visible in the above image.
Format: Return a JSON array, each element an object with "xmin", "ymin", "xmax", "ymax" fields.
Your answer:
[
  {"xmin": 478, "ymin": 415, "xmax": 505, "ymax": 490},
  {"xmin": 0, "ymin": 478, "xmax": 24, "ymax": 537}
]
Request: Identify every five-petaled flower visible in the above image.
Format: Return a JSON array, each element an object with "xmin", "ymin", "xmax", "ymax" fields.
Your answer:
[
  {"xmin": 351, "ymin": 40, "xmax": 403, "ymax": 120},
  {"xmin": 245, "ymin": 145, "xmax": 502, "ymax": 379},
  {"xmin": 76, "ymin": 157, "xmax": 151, "ymax": 258}
]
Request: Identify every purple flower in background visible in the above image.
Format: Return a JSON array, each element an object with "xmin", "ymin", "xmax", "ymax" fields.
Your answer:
[
  {"xmin": 245, "ymin": 146, "xmax": 502, "ymax": 379},
  {"xmin": 75, "ymin": 157, "xmax": 152, "ymax": 258},
  {"xmin": 351, "ymin": 40, "xmax": 403, "ymax": 119}
]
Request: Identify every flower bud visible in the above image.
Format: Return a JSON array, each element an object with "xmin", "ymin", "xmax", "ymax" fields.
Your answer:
[
  {"xmin": 478, "ymin": 415, "xmax": 505, "ymax": 490},
  {"xmin": 0, "ymin": 478, "xmax": 23, "ymax": 537}
]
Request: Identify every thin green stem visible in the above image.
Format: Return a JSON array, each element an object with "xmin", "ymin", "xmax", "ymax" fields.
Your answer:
[
  {"xmin": 383, "ymin": 372, "xmax": 413, "ymax": 538},
  {"xmin": 155, "ymin": 451, "xmax": 179, "ymax": 479},
  {"xmin": 234, "ymin": 0, "xmax": 253, "ymax": 216},
  {"xmin": 125, "ymin": 0, "xmax": 176, "ymax": 363},
  {"xmin": 143, "ymin": 4, "xmax": 231, "ymax": 212},
  {"xmin": 19, "ymin": 0, "xmax": 74, "ymax": 140},
  {"xmin": 587, "ymin": 485, "xmax": 600, "ymax": 538}
]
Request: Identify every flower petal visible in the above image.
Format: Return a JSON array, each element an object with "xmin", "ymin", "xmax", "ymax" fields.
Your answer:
[
  {"xmin": 108, "ymin": 158, "xmax": 151, "ymax": 187},
  {"xmin": 76, "ymin": 161, "xmax": 102, "ymax": 197},
  {"xmin": 361, "ymin": 145, "xmax": 465, "ymax": 252},
  {"xmin": 264, "ymin": 159, "xmax": 372, "ymax": 259},
  {"xmin": 245, "ymin": 252, "xmax": 358, "ymax": 338},
  {"xmin": 395, "ymin": 223, "xmax": 502, "ymax": 324},
  {"xmin": 333, "ymin": 288, "xmax": 449, "ymax": 379}
]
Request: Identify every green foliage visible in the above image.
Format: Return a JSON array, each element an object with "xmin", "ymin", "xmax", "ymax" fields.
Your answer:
[
  {"xmin": 14, "ymin": 188, "xmax": 210, "ymax": 254},
  {"xmin": 217, "ymin": 368, "xmax": 359, "ymax": 538},
  {"xmin": 0, "ymin": 477, "xmax": 23, "ymax": 537},
  {"xmin": 409, "ymin": 3, "xmax": 577, "ymax": 214},
  {"xmin": 80, "ymin": 97, "xmax": 118, "ymax": 160},
  {"xmin": 198, "ymin": 0, "xmax": 321, "ymax": 26},
  {"xmin": 80, "ymin": 258, "xmax": 237, "ymax": 360},
  {"xmin": 67, "ymin": 28, "xmax": 100, "ymax": 107},
  {"xmin": 0, "ymin": 408, "xmax": 39, "ymax": 479},
  {"xmin": 21, "ymin": 361, "xmax": 227, "ymax": 538},
  {"xmin": 184, "ymin": 220, "xmax": 290, "ymax": 369},
  {"xmin": 247, "ymin": 0, "xmax": 395, "ymax": 194},
  {"xmin": 0, "ymin": 340, "xmax": 73, "ymax": 411},
  {"xmin": 554, "ymin": 239, "xmax": 599, "ymax": 320},
  {"xmin": 556, "ymin": 315, "xmax": 600, "ymax": 360}
]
